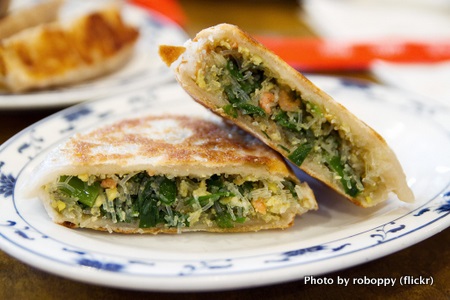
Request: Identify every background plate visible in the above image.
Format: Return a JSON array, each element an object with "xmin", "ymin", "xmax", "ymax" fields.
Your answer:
[
  {"xmin": 0, "ymin": 0, "xmax": 188, "ymax": 109},
  {"xmin": 0, "ymin": 76, "xmax": 449, "ymax": 291}
]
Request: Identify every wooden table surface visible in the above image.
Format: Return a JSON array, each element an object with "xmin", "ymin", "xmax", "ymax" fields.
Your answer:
[{"xmin": 1, "ymin": 1, "xmax": 449, "ymax": 299}]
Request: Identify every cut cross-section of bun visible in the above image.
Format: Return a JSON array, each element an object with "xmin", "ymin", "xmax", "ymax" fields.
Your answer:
[
  {"xmin": 159, "ymin": 23, "xmax": 414, "ymax": 207},
  {"xmin": 25, "ymin": 115, "xmax": 317, "ymax": 234}
]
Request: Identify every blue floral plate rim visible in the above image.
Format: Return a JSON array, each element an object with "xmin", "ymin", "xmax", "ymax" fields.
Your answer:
[{"xmin": 0, "ymin": 76, "xmax": 448, "ymax": 291}]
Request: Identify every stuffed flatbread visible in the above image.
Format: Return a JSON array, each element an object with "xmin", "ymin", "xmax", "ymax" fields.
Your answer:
[
  {"xmin": 26, "ymin": 115, "xmax": 317, "ymax": 234},
  {"xmin": 159, "ymin": 24, "xmax": 414, "ymax": 207}
]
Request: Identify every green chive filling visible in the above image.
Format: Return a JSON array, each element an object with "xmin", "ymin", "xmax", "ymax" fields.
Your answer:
[
  {"xmin": 197, "ymin": 48, "xmax": 366, "ymax": 198},
  {"xmin": 47, "ymin": 172, "xmax": 304, "ymax": 229}
]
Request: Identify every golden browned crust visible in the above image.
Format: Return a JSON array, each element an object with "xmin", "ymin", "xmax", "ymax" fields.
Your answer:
[
  {"xmin": 0, "ymin": 6, "xmax": 139, "ymax": 92},
  {"xmin": 61, "ymin": 221, "xmax": 77, "ymax": 229},
  {"xmin": 69, "ymin": 8, "xmax": 139, "ymax": 65},
  {"xmin": 64, "ymin": 115, "xmax": 290, "ymax": 178},
  {"xmin": 159, "ymin": 45, "xmax": 186, "ymax": 67}
]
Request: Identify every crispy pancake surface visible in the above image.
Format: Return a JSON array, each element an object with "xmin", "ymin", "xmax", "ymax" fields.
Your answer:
[{"xmin": 36, "ymin": 115, "xmax": 291, "ymax": 181}]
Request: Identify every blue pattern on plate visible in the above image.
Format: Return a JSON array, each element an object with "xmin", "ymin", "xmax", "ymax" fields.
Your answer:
[
  {"xmin": 370, "ymin": 222, "xmax": 406, "ymax": 244},
  {"xmin": 0, "ymin": 76, "xmax": 448, "ymax": 290},
  {"xmin": 436, "ymin": 191, "xmax": 450, "ymax": 213},
  {"xmin": 0, "ymin": 162, "xmax": 15, "ymax": 198},
  {"xmin": 179, "ymin": 260, "xmax": 233, "ymax": 276},
  {"xmin": 339, "ymin": 78, "xmax": 371, "ymax": 89}
]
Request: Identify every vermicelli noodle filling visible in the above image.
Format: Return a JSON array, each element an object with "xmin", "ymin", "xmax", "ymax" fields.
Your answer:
[
  {"xmin": 195, "ymin": 44, "xmax": 379, "ymax": 200},
  {"xmin": 45, "ymin": 172, "xmax": 313, "ymax": 230}
]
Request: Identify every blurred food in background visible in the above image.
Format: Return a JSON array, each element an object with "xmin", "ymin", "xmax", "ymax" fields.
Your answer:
[
  {"xmin": 0, "ymin": 0, "xmax": 62, "ymax": 39},
  {"xmin": 0, "ymin": 0, "xmax": 139, "ymax": 93}
]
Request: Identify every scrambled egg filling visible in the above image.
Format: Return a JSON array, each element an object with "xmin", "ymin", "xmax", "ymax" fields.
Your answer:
[
  {"xmin": 195, "ymin": 44, "xmax": 378, "ymax": 199},
  {"xmin": 46, "ymin": 172, "xmax": 306, "ymax": 229}
]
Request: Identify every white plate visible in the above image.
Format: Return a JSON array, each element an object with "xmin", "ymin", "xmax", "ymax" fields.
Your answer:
[
  {"xmin": 0, "ymin": 0, "xmax": 188, "ymax": 109},
  {"xmin": 0, "ymin": 76, "xmax": 449, "ymax": 291}
]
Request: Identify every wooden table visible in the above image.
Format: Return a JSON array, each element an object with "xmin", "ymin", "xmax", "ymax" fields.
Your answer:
[{"xmin": 1, "ymin": 1, "xmax": 448, "ymax": 299}]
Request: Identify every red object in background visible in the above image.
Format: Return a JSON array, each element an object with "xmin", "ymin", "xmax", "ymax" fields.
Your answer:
[
  {"xmin": 128, "ymin": 0, "xmax": 187, "ymax": 27},
  {"xmin": 126, "ymin": 0, "xmax": 450, "ymax": 72},
  {"xmin": 255, "ymin": 36, "xmax": 450, "ymax": 71}
]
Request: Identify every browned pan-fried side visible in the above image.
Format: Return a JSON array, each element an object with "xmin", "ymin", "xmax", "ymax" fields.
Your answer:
[
  {"xmin": 159, "ymin": 45, "xmax": 186, "ymax": 67},
  {"xmin": 69, "ymin": 9, "xmax": 139, "ymax": 64},
  {"xmin": 65, "ymin": 115, "xmax": 290, "ymax": 177},
  {"xmin": 5, "ymin": 27, "xmax": 82, "ymax": 79}
]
